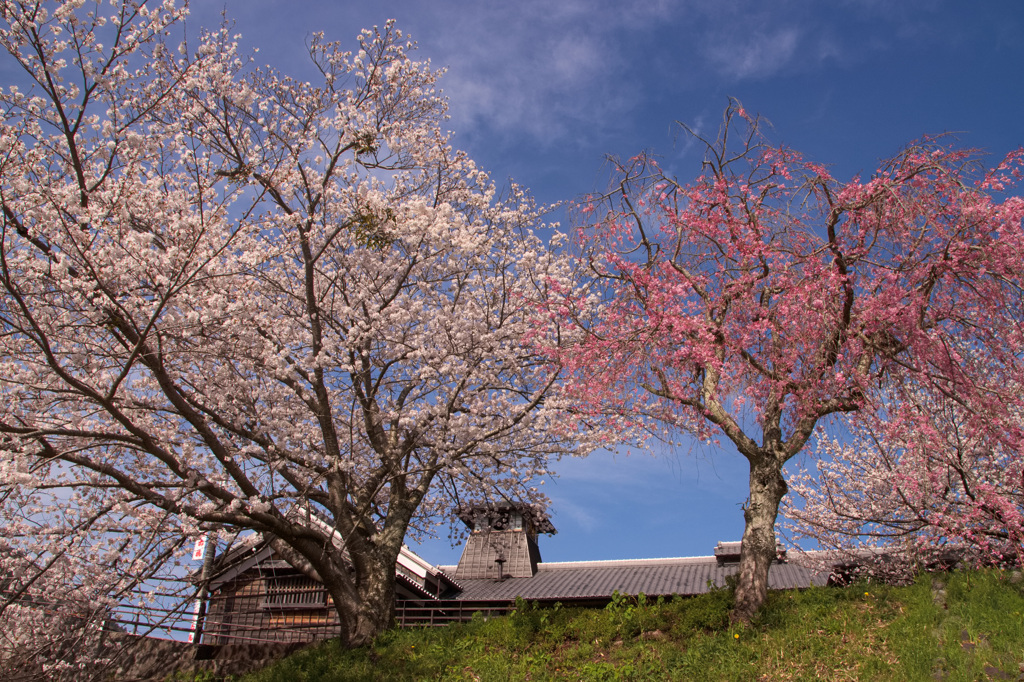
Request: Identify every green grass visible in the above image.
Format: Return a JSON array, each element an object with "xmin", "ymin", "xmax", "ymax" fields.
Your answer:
[{"xmin": 233, "ymin": 570, "xmax": 1024, "ymax": 681}]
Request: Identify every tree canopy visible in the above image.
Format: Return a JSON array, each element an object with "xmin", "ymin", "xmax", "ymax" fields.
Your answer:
[
  {"xmin": 553, "ymin": 102, "xmax": 1024, "ymax": 621},
  {"xmin": 0, "ymin": 0, "xmax": 588, "ymax": 650}
]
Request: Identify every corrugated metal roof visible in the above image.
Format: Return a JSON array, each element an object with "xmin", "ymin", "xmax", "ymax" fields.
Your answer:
[{"xmin": 443, "ymin": 556, "xmax": 828, "ymax": 601}]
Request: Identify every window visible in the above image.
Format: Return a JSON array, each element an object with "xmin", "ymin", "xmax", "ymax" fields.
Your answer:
[{"xmin": 261, "ymin": 574, "xmax": 328, "ymax": 610}]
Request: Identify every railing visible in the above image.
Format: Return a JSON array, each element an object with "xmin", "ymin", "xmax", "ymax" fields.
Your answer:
[
  {"xmin": 4, "ymin": 578, "xmax": 521, "ymax": 649},
  {"xmin": 394, "ymin": 599, "xmax": 513, "ymax": 627},
  {"xmin": 105, "ymin": 593, "xmax": 517, "ymax": 644}
]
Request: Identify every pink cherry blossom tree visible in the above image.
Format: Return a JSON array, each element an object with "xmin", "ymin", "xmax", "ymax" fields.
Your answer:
[
  {"xmin": 553, "ymin": 101, "xmax": 1024, "ymax": 622},
  {"xmin": 0, "ymin": 1, "xmax": 588, "ymax": 647},
  {"xmin": 784, "ymin": 374, "xmax": 1024, "ymax": 577}
]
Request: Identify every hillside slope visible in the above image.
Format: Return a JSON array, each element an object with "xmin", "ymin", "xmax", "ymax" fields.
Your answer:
[{"xmin": 235, "ymin": 570, "xmax": 1024, "ymax": 681}]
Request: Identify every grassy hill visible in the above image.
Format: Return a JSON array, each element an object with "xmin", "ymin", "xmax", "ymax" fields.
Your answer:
[{"xmin": 233, "ymin": 570, "xmax": 1024, "ymax": 681}]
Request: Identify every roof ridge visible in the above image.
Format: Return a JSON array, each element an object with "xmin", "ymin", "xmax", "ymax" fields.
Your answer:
[{"xmin": 538, "ymin": 555, "xmax": 718, "ymax": 568}]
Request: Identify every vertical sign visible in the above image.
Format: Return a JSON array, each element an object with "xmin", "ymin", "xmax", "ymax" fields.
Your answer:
[
  {"xmin": 191, "ymin": 533, "xmax": 208, "ymax": 561},
  {"xmin": 186, "ymin": 599, "xmax": 203, "ymax": 643}
]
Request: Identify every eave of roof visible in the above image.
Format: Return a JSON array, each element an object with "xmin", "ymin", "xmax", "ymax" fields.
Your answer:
[
  {"xmin": 203, "ymin": 530, "xmax": 461, "ymax": 594},
  {"xmin": 208, "ymin": 543, "xmax": 275, "ymax": 592}
]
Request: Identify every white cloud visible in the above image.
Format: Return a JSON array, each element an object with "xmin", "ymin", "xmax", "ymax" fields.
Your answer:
[
  {"xmin": 703, "ymin": 26, "xmax": 801, "ymax": 79},
  {"xmin": 549, "ymin": 496, "xmax": 600, "ymax": 533},
  {"xmin": 417, "ymin": 2, "xmax": 635, "ymax": 144},
  {"xmin": 203, "ymin": 0, "xmax": 965, "ymax": 173}
]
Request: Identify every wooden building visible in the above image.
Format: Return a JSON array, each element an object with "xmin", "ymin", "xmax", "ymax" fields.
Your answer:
[
  {"xmin": 194, "ymin": 504, "xmax": 828, "ymax": 644},
  {"xmin": 197, "ymin": 518, "xmax": 460, "ymax": 644}
]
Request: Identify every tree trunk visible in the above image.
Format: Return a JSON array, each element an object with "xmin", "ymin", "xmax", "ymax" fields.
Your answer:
[
  {"xmin": 271, "ymin": 535, "xmax": 399, "ymax": 648},
  {"xmin": 348, "ymin": 553, "xmax": 397, "ymax": 648},
  {"xmin": 731, "ymin": 454, "xmax": 788, "ymax": 623},
  {"xmin": 313, "ymin": 548, "xmax": 398, "ymax": 648}
]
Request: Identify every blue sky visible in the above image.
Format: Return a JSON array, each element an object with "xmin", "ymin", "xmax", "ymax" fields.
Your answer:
[{"xmin": 186, "ymin": 0, "xmax": 1024, "ymax": 565}]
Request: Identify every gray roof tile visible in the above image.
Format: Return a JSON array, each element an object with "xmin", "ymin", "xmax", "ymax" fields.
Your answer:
[{"xmin": 442, "ymin": 556, "xmax": 827, "ymax": 601}]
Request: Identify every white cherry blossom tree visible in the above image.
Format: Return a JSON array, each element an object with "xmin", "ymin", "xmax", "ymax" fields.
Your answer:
[
  {"xmin": 0, "ymin": 468, "xmax": 188, "ymax": 680},
  {"xmin": 0, "ymin": 1, "xmax": 586, "ymax": 647}
]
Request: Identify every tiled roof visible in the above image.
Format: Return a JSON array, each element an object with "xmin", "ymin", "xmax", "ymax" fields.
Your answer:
[
  {"xmin": 454, "ymin": 530, "xmax": 540, "ymax": 580},
  {"xmin": 439, "ymin": 555, "xmax": 828, "ymax": 602}
]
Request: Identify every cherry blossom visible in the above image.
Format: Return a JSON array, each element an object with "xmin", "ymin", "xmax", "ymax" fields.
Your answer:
[
  {"xmin": 784, "ymin": 376, "xmax": 1024, "ymax": 575},
  {"xmin": 0, "ymin": 1, "xmax": 590, "ymax": 650},
  {"xmin": 1, "ymin": 466, "xmax": 188, "ymax": 680},
  {"xmin": 551, "ymin": 101, "xmax": 1024, "ymax": 622}
]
